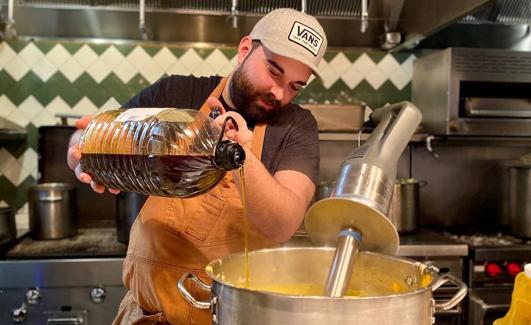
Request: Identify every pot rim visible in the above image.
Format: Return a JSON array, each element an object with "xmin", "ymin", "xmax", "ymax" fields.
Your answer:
[
  {"xmin": 28, "ymin": 182, "xmax": 76, "ymax": 191},
  {"xmin": 206, "ymin": 246, "xmax": 438, "ymax": 300}
]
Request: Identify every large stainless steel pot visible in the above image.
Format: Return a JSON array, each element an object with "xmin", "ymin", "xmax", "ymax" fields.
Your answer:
[
  {"xmin": 178, "ymin": 247, "xmax": 467, "ymax": 325},
  {"xmin": 28, "ymin": 183, "xmax": 78, "ymax": 239},
  {"xmin": 0, "ymin": 206, "xmax": 16, "ymax": 245},
  {"xmin": 388, "ymin": 178, "xmax": 426, "ymax": 233},
  {"xmin": 508, "ymin": 164, "xmax": 531, "ymax": 237}
]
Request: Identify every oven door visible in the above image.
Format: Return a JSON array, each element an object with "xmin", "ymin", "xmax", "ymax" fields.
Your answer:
[{"xmin": 468, "ymin": 287, "xmax": 511, "ymax": 325}]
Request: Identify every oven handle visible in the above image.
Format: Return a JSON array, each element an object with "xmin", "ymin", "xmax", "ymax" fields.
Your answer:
[{"xmin": 431, "ymin": 273, "xmax": 468, "ymax": 312}]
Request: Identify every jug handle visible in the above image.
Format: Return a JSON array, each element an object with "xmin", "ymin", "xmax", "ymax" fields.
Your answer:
[
  {"xmin": 177, "ymin": 272, "xmax": 212, "ymax": 309},
  {"xmin": 431, "ymin": 273, "xmax": 468, "ymax": 312}
]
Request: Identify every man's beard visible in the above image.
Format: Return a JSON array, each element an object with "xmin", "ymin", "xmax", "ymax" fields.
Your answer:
[{"xmin": 229, "ymin": 63, "xmax": 283, "ymax": 125}]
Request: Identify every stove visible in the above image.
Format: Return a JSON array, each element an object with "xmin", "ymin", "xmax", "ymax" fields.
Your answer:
[
  {"xmin": 0, "ymin": 228, "xmax": 127, "ymax": 324},
  {"xmin": 440, "ymin": 230, "xmax": 531, "ymax": 325}
]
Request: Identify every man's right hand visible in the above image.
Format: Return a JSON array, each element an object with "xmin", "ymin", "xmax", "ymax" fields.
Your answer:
[{"xmin": 67, "ymin": 116, "xmax": 120, "ymax": 194}]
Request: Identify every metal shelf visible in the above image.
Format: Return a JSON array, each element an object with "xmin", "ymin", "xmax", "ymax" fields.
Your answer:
[{"xmin": 319, "ymin": 132, "xmax": 430, "ymax": 142}]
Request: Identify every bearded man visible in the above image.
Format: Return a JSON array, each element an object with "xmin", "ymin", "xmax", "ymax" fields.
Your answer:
[{"xmin": 67, "ymin": 8, "xmax": 328, "ymax": 324}]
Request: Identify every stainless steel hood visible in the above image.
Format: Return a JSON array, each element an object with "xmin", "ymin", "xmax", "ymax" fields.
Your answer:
[{"xmin": 0, "ymin": 0, "xmax": 529, "ymax": 50}]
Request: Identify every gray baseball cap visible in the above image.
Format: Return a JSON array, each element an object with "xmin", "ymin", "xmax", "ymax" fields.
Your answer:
[{"xmin": 250, "ymin": 8, "xmax": 328, "ymax": 78}]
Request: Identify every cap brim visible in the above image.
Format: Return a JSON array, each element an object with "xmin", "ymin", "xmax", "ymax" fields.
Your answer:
[{"xmin": 259, "ymin": 39, "xmax": 322, "ymax": 80}]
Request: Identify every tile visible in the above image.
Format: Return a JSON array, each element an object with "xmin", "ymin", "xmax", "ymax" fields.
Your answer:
[
  {"xmin": 142, "ymin": 45, "xmax": 161, "ymax": 57},
  {"xmin": 73, "ymin": 44, "xmax": 99, "ymax": 69},
  {"xmin": 17, "ymin": 148, "xmax": 39, "ymax": 172},
  {"xmin": 5, "ymin": 71, "xmax": 44, "ymax": 106},
  {"xmin": 140, "ymin": 60, "xmax": 164, "ymax": 84},
  {"xmin": 192, "ymin": 63, "xmax": 215, "ymax": 78},
  {"xmin": 316, "ymin": 61, "xmax": 339, "ymax": 89},
  {"xmin": 32, "ymin": 57, "xmax": 58, "ymax": 82},
  {"xmin": 86, "ymin": 58, "xmax": 111, "ymax": 83},
  {"xmin": 377, "ymin": 54, "xmax": 400, "ymax": 76},
  {"xmin": 352, "ymin": 53, "xmax": 376, "ymax": 76},
  {"xmin": 218, "ymin": 63, "xmax": 235, "ymax": 77},
  {"xmin": 74, "ymin": 74, "xmax": 110, "ymax": 107},
  {"xmin": 205, "ymin": 49, "xmax": 230, "ymax": 74},
  {"xmin": 127, "ymin": 46, "xmax": 151, "ymax": 70},
  {"xmin": 0, "ymin": 42, "xmax": 16, "ymax": 67},
  {"xmin": 328, "ymin": 52, "xmax": 352, "ymax": 76},
  {"xmin": 115, "ymin": 44, "xmax": 136, "ymax": 57},
  {"xmin": 168, "ymin": 47, "xmax": 186, "ymax": 58},
  {"xmin": 87, "ymin": 43, "xmax": 110, "ymax": 56},
  {"xmin": 100, "ymin": 97, "xmax": 121, "ymax": 111},
  {"xmin": 5, "ymin": 40, "xmax": 29, "ymax": 53},
  {"xmin": 7, "ymin": 108, "xmax": 29, "ymax": 127},
  {"xmin": 0, "ymin": 94, "xmax": 16, "ymax": 117},
  {"xmin": 0, "ymin": 70, "xmax": 16, "ymax": 96},
  {"xmin": 389, "ymin": 67, "xmax": 410, "ymax": 90},
  {"xmin": 126, "ymin": 75, "xmax": 149, "ymax": 97},
  {"xmin": 366, "ymin": 52, "xmax": 387, "ymax": 64},
  {"xmin": 18, "ymin": 95, "xmax": 43, "ymax": 120},
  {"xmin": 365, "ymin": 66, "xmax": 387, "ymax": 90},
  {"xmin": 401, "ymin": 55, "xmax": 416, "ymax": 78},
  {"xmin": 100, "ymin": 45, "xmax": 125, "ymax": 71},
  {"xmin": 31, "ymin": 109, "xmax": 57, "ymax": 127},
  {"xmin": 2, "ymin": 159, "xmax": 29, "ymax": 186},
  {"xmin": 195, "ymin": 48, "xmax": 215, "ymax": 59},
  {"xmin": 45, "ymin": 96, "xmax": 73, "ymax": 117},
  {"xmin": 113, "ymin": 60, "xmax": 137, "ymax": 84},
  {"xmin": 153, "ymin": 47, "xmax": 177, "ymax": 71},
  {"xmin": 61, "ymin": 42, "xmax": 83, "ymax": 55},
  {"xmin": 391, "ymin": 52, "xmax": 413, "ymax": 64},
  {"xmin": 0, "ymin": 148, "xmax": 17, "ymax": 173},
  {"xmin": 18, "ymin": 43, "xmax": 45, "ymax": 68},
  {"xmin": 166, "ymin": 60, "xmax": 191, "ymax": 76},
  {"xmin": 46, "ymin": 44, "xmax": 72, "ymax": 68},
  {"xmin": 59, "ymin": 57, "xmax": 84, "ymax": 82},
  {"xmin": 33, "ymin": 41, "xmax": 56, "ymax": 54},
  {"xmin": 25, "ymin": 124, "xmax": 40, "ymax": 152},
  {"xmin": 219, "ymin": 48, "xmax": 237, "ymax": 60},
  {"xmin": 100, "ymin": 74, "xmax": 132, "ymax": 105},
  {"xmin": 341, "ymin": 64, "xmax": 364, "ymax": 89},
  {"xmin": 344, "ymin": 52, "xmax": 362, "ymax": 63},
  {"xmin": 179, "ymin": 49, "xmax": 203, "ymax": 72},
  {"xmin": 323, "ymin": 50, "xmax": 339, "ymax": 62},
  {"xmin": 72, "ymin": 97, "xmax": 98, "ymax": 116},
  {"xmin": 45, "ymin": 74, "xmax": 84, "ymax": 107},
  {"xmin": 4, "ymin": 56, "xmax": 30, "ymax": 81}
]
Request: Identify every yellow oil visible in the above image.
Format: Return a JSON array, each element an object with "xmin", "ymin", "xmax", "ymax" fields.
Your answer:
[
  {"xmin": 239, "ymin": 166, "xmax": 250, "ymax": 287},
  {"xmin": 248, "ymin": 283, "xmax": 364, "ymax": 296},
  {"xmin": 493, "ymin": 270, "xmax": 531, "ymax": 325}
]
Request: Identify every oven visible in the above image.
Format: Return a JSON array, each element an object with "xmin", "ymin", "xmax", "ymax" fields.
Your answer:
[
  {"xmin": 412, "ymin": 48, "xmax": 531, "ymax": 137},
  {"xmin": 443, "ymin": 232, "xmax": 531, "ymax": 325}
]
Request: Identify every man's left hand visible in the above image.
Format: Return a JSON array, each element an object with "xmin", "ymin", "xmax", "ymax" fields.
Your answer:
[{"xmin": 207, "ymin": 96, "xmax": 254, "ymax": 148}]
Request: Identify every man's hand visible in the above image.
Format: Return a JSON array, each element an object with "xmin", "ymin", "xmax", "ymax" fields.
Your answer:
[
  {"xmin": 207, "ymin": 97, "xmax": 253, "ymax": 148},
  {"xmin": 67, "ymin": 116, "xmax": 120, "ymax": 194}
]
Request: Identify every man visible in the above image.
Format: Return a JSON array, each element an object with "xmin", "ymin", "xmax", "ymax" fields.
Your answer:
[{"xmin": 68, "ymin": 8, "xmax": 327, "ymax": 324}]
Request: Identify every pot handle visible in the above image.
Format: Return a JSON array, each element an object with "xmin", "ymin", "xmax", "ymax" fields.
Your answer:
[
  {"xmin": 431, "ymin": 273, "xmax": 468, "ymax": 312},
  {"xmin": 177, "ymin": 272, "xmax": 211, "ymax": 310}
]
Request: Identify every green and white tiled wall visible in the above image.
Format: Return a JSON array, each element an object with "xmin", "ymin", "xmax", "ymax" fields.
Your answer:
[{"xmin": 0, "ymin": 39, "xmax": 416, "ymax": 213}]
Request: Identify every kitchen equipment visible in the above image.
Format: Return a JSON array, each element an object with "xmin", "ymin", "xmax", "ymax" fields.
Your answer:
[
  {"xmin": 442, "ymin": 230, "xmax": 531, "ymax": 325},
  {"xmin": 412, "ymin": 48, "xmax": 531, "ymax": 137},
  {"xmin": 314, "ymin": 181, "xmax": 335, "ymax": 202},
  {"xmin": 305, "ymin": 101, "xmax": 422, "ymax": 296},
  {"xmin": 507, "ymin": 162, "xmax": 531, "ymax": 238},
  {"xmin": 388, "ymin": 178, "xmax": 426, "ymax": 233},
  {"xmin": 116, "ymin": 192, "xmax": 147, "ymax": 244},
  {"xmin": 28, "ymin": 183, "xmax": 78, "ymax": 240},
  {"xmin": 178, "ymin": 247, "xmax": 467, "ymax": 325},
  {"xmin": 0, "ymin": 206, "xmax": 16, "ymax": 245},
  {"xmin": 38, "ymin": 125, "xmax": 117, "ymax": 227}
]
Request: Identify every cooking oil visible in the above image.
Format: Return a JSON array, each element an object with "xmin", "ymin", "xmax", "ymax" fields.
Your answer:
[
  {"xmin": 79, "ymin": 108, "xmax": 245, "ymax": 198},
  {"xmin": 239, "ymin": 166, "xmax": 250, "ymax": 287},
  {"xmin": 493, "ymin": 263, "xmax": 531, "ymax": 325}
]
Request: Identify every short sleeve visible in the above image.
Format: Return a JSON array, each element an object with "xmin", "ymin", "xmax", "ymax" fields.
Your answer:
[{"xmin": 274, "ymin": 110, "xmax": 319, "ymax": 185}]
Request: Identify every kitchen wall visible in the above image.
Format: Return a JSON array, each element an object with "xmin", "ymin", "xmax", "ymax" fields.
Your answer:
[{"xmin": 0, "ymin": 38, "xmax": 416, "ymax": 224}]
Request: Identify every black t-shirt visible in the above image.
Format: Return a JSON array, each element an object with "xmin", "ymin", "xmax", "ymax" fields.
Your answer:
[{"xmin": 123, "ymin": 75, "xmax": 319, "ymax": 185}]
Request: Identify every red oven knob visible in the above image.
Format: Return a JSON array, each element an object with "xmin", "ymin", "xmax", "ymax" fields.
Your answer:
[
  {"xmin": 506, "ymin": 262, "xmax": 522, "ymax": 277},
  {"xmin": 485, "ymin": 262, "xmax": 503, "ymax": 277}
]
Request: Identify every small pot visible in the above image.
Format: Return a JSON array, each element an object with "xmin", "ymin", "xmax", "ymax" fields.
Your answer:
[
  {"xmin": 507, "ymin": 163, "xmax": 531, "ymax": 237},
  {"xmin": 28, "ymin": 183, "xmax": 78, "ymax": 240},
  {"xmin": 0, "ymin": 206, "xmax": 16, "ymax": 245},
  {"xmin": 388, "ymin": 179, "xmax": 426, "ymax": 233}
]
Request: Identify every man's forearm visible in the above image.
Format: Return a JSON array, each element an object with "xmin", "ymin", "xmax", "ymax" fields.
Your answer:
[{"xmin": 232, "ymin": 149, "xmax": 312, "ymax": 243}]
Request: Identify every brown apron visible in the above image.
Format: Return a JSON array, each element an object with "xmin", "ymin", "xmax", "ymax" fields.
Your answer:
[{"xmin": 112, "ymin": 78, "xmax": 275, "ymax": 325}]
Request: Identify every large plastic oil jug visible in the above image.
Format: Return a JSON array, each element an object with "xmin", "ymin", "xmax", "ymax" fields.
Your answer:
[
  {"xmin": 493, "ymin": 263, "xmax": 531, "ymax": 325},
  {"xmin": 79, "ymin": 108, "xmax": 245, "ymax": 198}
]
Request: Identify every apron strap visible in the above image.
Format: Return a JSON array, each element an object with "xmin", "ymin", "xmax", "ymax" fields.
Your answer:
[{"xmin": 198, "ymin": 77, "xmax": 266, "ymax": 159}]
